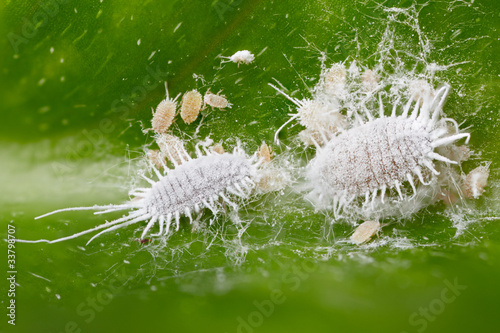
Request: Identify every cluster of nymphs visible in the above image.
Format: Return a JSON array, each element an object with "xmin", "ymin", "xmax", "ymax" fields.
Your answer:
[
  {"xmin": 270, "ymin": 61, "xmax": 491, "ymax": 244},
  {"xmin": 147, "ymin": 81, "xmax": 231, "ymax": 169}
]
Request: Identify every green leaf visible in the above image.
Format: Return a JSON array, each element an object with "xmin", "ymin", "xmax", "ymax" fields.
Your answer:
[{"xmin": 1, "ymin": 1, "xmax": 499, "ymax": 332}]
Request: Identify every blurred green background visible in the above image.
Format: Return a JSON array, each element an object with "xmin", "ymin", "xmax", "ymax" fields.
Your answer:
[{"xmin": 1, "ymin": 0, "xmax": 499, "ymax": 332}]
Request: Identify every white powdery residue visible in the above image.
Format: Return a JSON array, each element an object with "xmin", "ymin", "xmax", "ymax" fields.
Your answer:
[
  {"xmin": 174, "ymin": 22, "xmax": 182, "ymax": 33},
  {"xmin": 223, "ymin": 50, "xmax": 255, "ymax": 65},
  {"xmin": 257, "ymin": 46, "xmax": 268, "ymax": 57},
  {"xmin": 29, "ymin": 272, "xmax": 52, "ymax": 282}
]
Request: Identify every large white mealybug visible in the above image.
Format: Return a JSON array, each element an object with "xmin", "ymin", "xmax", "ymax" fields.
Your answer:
[
  {"xmin": 20, "ymin": 145, "xmax": 263, "ymax": 245},
  {"xmin": 306, "ymin": 85, "xmax": 470, "ymax": 217}
]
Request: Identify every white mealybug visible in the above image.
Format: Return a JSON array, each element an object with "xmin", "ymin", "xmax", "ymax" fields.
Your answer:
[
  {"xmin": 222, "ymin": 50, "xmax": 255, "ymax": 66},
  {"xmin": 269, "ymin": 84, "xmax": 346, "ymax": 145},
  {"xmin": 409, "ymin": 79, "xmax": 435, "ymax": 104},
  {"xmin": 462, "ymin": 163, "xmax": 491, "ymax": 199},
  {"xmin": 151, "ymin": 82, "xmax": 180, "ymax": 134},
  {"xmin": 18, "ymin": 144, "xmax": 264, "ymax": 245},
  {"xmin": 204, "ymin": 90, "xmax": 231, "ymax": 109},
  {"xmin": 361, "ymin": 69, "xmax": 379, "ymax": 92},
  {"xmin": 321, "ymin": 63, "xmax": 347, "ymax": 97},
  {"xmin": 306, "ymin": 85, "xmax": 470, "ymax": 217},
  {"xmin": 147, "ymin": 149, "xmax": 164, "ymax": 169},
  {"xmin": 253, "ymin": 142, "xmax": 290, "ymax": 193},
  {"xmin": 350, "ymin": 220, "xmax": 382, "ymax": 245},
  {"xmin": 155, "ymin": 133, "xmax": 189, "ymax": 166},
  {"xmin": 180, "ymin": 89, "xmax": 203, "ymax": 124}
]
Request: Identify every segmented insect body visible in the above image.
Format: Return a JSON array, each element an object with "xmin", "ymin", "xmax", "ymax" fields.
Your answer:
[
  {"xmin": 20, "ymin": 146, "xmax": 261, "ymax": 245},
  {"xmin": 269, "ymin": 84, "xmax": 346, "ymax": 145},
  {"xmin": 204, "ymin": 91, "xmax": 231, "ymax": 109},
  {"xmin": 211, "ymin": 143, "xmax": 225, "ymax": 154},
  {"xmin": 152, "ymin": 83, "xmax": 180, "ymax": 134},
  {"xmin": 361, "ymin": 69, "xmax": 379, "ymax": 92},
  {"xmin": 307, "ymin": 85, "xmax": 470, "ymax": 217},
  {"xmin": 156, "ymin": 133, "xmax": 188, "ymax": 165},
  {"xmin": 350, "ymin": 220, "xmax": 381, "ymax": 245},
  {"xmin": 257, "ymin": 142, "xmax": 273, "ymax": 163},
  {"xmin": 322, "ymin": 63, "xmax": 347, "ymax": 97},
  {"xmin": 180, "ymin": 89, "xmax": 203, "ymax": 124},
  {"xmin": 462, "ymin": 163, "xmax": 490, "ymax": 199},
  {"xmin": 147, "ymin": 149, "xmax": 164, "ymax": 169},
  {"xmin": 222, "ymin": 50, "xmax": 255, "ymax": 65}
]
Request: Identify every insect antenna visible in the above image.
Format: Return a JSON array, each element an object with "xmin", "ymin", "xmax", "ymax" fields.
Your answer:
[
  {"xmin": 17, "ymin": 210, "xmax": 150, "ymax": 244},
  {"xmin": 268, "ymin": 83, "xmax": 304, "ymax": 144},
  {"xmin": 34, "ymin": 203, "xmax": 141, "ymax": 220}
]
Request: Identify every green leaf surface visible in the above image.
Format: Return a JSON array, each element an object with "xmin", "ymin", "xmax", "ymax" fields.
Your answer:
[{"xmin": 1, "ymin": 1, "xmax": 499, "ymax": 332}]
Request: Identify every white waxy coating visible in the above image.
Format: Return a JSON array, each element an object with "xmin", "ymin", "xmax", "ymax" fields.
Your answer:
[
  {"xmin": 156, "ymin": 134, "xmax": 188, "ymax": 165},
  {"xmin": 255, "ymin": 166, "xmax": 289, "ymax": 193},
  {"xmin": 323, "ymin": 63, "xmax": 346, "ymax": 97},
  {"xmin": 409, "ymin": 79, "xmax": 435, "ymax": 104},
  {"xmin": 350, "ymin": 220, "xmax": 381, "ymax": 244},
  {"xmin": 298, "ymin": 100, "xmax": 345, "ymax": 133},
  {"xmin": 147, "ymin": 149, "xmax": 164, "ymax": 169},
  {"xmin": 22, "ymin": 147, "xmax": 260, "ymax": 244},
  {"xmin": 462, "ymin": 164, "xmax": 490, "ymax": 199},
  {"xmin": 145, "ymin": 153, "xmax": 253, "ymax": 216},
  {"xmin": 309, "ymin": 116, "xmax": 432, "ymax": 197},
  {"xmin": 229, "ymin": 50, "xmax": 255, "ymax": 65},
  {"xmin": 361, "ymin": 69, "xmax": 378, "ymax": 92}
]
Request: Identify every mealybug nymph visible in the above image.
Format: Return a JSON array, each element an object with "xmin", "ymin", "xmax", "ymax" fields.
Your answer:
[
  {"xmin": 222, "ymin": 50, "xmax": 255, "ymax": 66},
  {"xmin": 180, "ymin": 89, "xmax": 203, "ymax": 124},
  {"xmin": 151, "ymin": 82, "xmax": 180, "ymax": 134}
]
